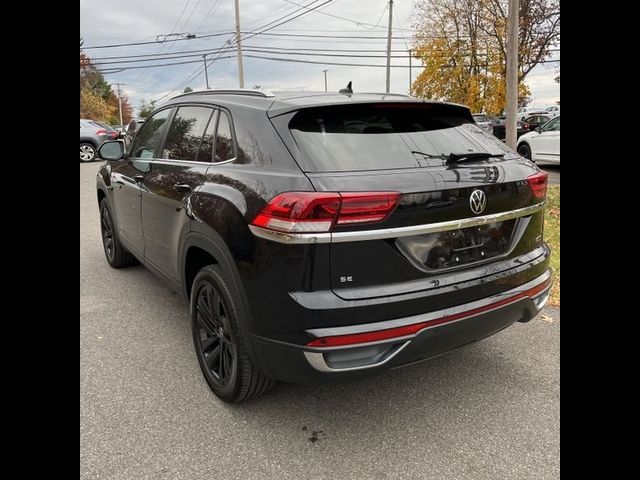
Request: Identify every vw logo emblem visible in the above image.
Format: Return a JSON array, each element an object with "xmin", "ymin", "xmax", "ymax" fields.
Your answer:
[{"xmin": 469, "ymin": 189, "xmax": 487, "ymax": 214}]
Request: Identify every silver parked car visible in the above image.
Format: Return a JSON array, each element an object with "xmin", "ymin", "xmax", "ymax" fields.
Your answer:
[
  {"xmin": 472, "ymin": 113, "xmax": 496, "ymax": 134},
  {"xmin": 80, "ymin": 119, "xmax": 117, "ymax": 162}
]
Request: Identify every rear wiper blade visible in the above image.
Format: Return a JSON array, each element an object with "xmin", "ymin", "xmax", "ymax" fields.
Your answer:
[
  {"xmin": 411, "ymin": 150, "xmax": 444, "ymax": 158},
  {"xmin": 446, "ymin": 152, "xmax": 505, "ymax": 164}
]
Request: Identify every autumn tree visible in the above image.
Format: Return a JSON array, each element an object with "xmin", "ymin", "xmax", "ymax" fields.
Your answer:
[
  {"xmin": 411, "ymin": 0, "xmax": 559, "ymax": 115},
  {"xmin": 80, "ymin": 37, "xmax": 133, "ymax": 124},
  {"xmin": 138, "ymin": 100, "xmax": 157, "ymax": 119}
]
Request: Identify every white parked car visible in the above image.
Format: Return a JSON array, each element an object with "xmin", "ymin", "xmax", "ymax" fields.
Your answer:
[
  {"xmin": 516, "ymin": 116, "xmax": 560, "ymax": 165},
  {"xmin": 517, "ymin": 106, "xmax": 549, "ymax": 121},
  {"xmin": 545, "ymin": 105, "xmax": 560, "ymax": 117}
]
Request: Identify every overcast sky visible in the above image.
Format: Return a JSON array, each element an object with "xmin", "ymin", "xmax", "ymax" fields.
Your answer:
[{"xmin": 80, "ymin": 0, "xmax": 560, "ymax": 116}]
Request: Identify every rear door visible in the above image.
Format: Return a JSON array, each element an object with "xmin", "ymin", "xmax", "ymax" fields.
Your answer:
[
  {"xmin": 140, "ymin": 105, "xmax": 217, "ymax": 281},
  {"xmin": 280, "ymin": 103, "xmax": 545, "ymax": 299}
]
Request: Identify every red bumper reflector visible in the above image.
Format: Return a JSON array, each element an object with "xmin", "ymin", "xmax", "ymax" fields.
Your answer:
[{"xmin": 306, "ymin": 279, "xmax": 551, "ymax": 348}]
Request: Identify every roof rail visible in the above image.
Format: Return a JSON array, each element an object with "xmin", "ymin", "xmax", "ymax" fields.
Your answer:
[
  {"xmin": 360, "ymin": 92, "xmax": 414, "ymax": 98},
  {"xmin": 169, "ymin": 88, "xmax": 275, "ymax": 100}
]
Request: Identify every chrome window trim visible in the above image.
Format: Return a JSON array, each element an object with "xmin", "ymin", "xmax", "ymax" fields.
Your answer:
[{"xmin": 249, "ymin": 201, "xmax": 545, "ymax": 244}]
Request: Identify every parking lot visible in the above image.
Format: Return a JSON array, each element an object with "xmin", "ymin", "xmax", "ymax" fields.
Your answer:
[{"xmin": 80, "ymin": 162, "xmax": 559, "ymax": 480}]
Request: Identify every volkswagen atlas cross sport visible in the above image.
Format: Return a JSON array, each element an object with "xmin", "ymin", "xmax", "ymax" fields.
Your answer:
[{"xmin": 96, "ymin": 89, "xmax": 551, "ymax": 402}]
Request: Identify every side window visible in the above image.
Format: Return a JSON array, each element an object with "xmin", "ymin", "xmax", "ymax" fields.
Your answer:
[
  {"xmin": 198, "ymin": 110, "xmax": 219, "ymax": 163},
  {"xmin": 214, "ymin": 110, "xmax": 235, "ymax": 162},
  {"xmin": 130, "ymin": 109, "xmax": 171, "ymax": 159},
  {"xmin": 542, "ymin": 117, "xmax": 559, "ymax": 132},
  {"xmin": 161, "ymin": 106, "xmax": 214, "ymax": 162}
]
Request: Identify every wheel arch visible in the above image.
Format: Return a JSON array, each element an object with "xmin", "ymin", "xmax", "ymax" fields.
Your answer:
[
  {"xmin": 80, "ymin": 139, "xmax": 98, "ymax": 148},
  {"xmin": 181, "ymin": 230, "xmax": 261, "ymax": 368}
]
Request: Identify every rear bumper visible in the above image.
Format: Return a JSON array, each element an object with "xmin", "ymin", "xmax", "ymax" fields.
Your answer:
[{"xmin": 251, "ymin": 271, "xmax": 551, "ymax": 384}]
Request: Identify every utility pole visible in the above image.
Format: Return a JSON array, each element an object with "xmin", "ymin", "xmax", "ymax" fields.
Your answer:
[
  {"xmin": 505, "ymin": 0, "xmax": 519, "ymax": 149},
  {"xmin": 322, "ymin": 69, "xmax": 328, "ymax": 92},
  {"xmin": 408, "ymin": 49, "xmax": 412, "ymax": 95},
  {"xmin": 233, "ymin": 0, "xmax": 245, "ymax": 88},
  {"xmin": 203, "ymin": 55, "xmax": 210, "ymax": 89},
  {"xmin": 114, "ymin": 82, "xmax": 125, "ymax": 126},
  {"xmin": 385, "ymin": 0, "xmax": 393, "ymax": 93}
]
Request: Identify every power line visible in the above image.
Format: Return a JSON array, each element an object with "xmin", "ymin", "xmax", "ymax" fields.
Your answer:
[
  {"xmin": 83, "ymin": 29, "xmax": 494, "ymax": 50},
  {"xmin": 92, "ymin": 45, "xmax": 429, "ymax": 60},
  {"xmin": 281, "ymin": 0, "xmax": 407, "ymax": 31},
  {"xmin": 179, "ymin": 0, "xmax": 202, "ymax": 33},
  {"xmin": 90, "ymin": 46, "xmax": 560, "ymax": 65},
  {"xmin": 129, "ymin": 0, "xmax": 195, "ymax": 83},
  {"xmin": 153, "ymin": 36, "xmax": 235, "ymax": 103},
  {"xmin": 193, "ymin": 0, "xmax": 224, "ymax": 34},
  {"xmin": 82, "ymin": 31, "xmax": 233, "ymax": 49},
  {"xmin": 96, "ymin": 52, "xmax": 559, "ymax": 72},
  {"xmin": 240, "ymin": 0, "xmax": 334, "ymax": 42}
]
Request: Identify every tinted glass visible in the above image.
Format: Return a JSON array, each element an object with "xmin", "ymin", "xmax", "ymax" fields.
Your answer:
[
  {"xmin": 542, "ymin": 117, "xmax": 560, "ymax": 132},
  {"xmin": 198, "ymin": 110, "xmax": 219, "ymax": 163},
  {"xmin": 289, "ymin": 103, "xmax": 513, "ymax": 172},
  {"xmin": 162, "ymin": 106, "xmax": 213, "ymax": 162},
  {"xmin": 130, "ymin": 109, "xmax": 171, "ymax": 159},
  {"xmin": 214, "ymin": 111, "xmax": 235, "ymax": 162}
]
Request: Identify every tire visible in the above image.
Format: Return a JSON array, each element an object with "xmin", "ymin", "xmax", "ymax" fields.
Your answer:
[
  {"xmin": 99, "ymin": 198, "xmax": 137, "ymax": 268},
  {"xmin": 80, "ymin": 142, "xmax": 96, "ymax": 162},
  {"xmin": 191, "ymin": 265, "xmax": 276, "ymax": 403},
  {"xmin": 517, "ymin": 143, "xmax": 532, "ymax": 161}
]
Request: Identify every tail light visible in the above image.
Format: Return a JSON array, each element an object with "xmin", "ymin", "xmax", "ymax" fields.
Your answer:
[
  {"xmin": 96, "ymin": 129, "xmax": 110, "ymax": 135},
  {"xmin": 527, "ymin": 172, "xmax": 548, "ymax": 200},
  {"xmin": 523, "ymin": 123, "xmax": 529, "ymax": 129},
  {"xmin": 251, "ymin": 192, "xmax": 401, "ymax": 233}
]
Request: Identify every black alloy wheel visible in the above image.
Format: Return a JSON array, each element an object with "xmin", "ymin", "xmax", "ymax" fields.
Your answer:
[
  {"xmin": 194, "ymin": 282, "xmax": 237, "ymax": 386},
  {"xmin": 191, "ymin": 265, "xmax": 276, "ymax": 402}
]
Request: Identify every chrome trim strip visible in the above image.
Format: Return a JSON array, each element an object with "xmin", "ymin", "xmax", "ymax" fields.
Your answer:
[
  {"xmin": 302, "ymin": 271, "xmax": 551, "ymax": 372},
  {"xmin": 248, "ymin": 225, "xmax": 332, "ymax": 244},
  {"xmin": 306, "ymin": 270, "xmax": 551, "ymax": 340},
  {"xmin": 303, "ymin": 341, "xmax": 411, "ymax": 373},
  {"xmin": 249, "ymin": 202, "xmax": 546, "ymax": 244}
]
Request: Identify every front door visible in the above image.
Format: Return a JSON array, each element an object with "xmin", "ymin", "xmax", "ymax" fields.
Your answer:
[
  {"xmin": 114, "ymin": 108, "xmax": 173, "ymax": 256},
  {"xmin": 532, "ymin": 117, "xmax": 560, "ymax": 163},
  {"xmin": 140, "ymin": 105, "xmax": 217, "ymax": 281}
]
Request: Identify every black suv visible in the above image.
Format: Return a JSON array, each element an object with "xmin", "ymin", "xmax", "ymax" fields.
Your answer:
[{"xmin": 96, "ymin": 89, "xmax": 551, "ymax": 402}]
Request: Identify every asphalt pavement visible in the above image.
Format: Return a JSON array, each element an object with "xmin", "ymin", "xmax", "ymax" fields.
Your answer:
[{"xmin": 80, "ymin": 162, "xmax": 560, "ymax": 480}]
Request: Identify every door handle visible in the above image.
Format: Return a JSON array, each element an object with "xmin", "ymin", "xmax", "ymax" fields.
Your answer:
[
  {"xmin": 133, "ymin": 174, "xmax": 144, "ymax": 183},
  {"xmin": 174, "ymin": 183, "xmax": 192, "ymax": 193}
]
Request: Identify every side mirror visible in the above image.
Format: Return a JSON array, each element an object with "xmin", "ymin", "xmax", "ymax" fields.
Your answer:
[
  {"xmin": 97, "ymin": 140, "xmax": 126, "ymax": 161},
  {"xmin": 535, "ymin": 126, "xmax": 542, "ymax": 133}
]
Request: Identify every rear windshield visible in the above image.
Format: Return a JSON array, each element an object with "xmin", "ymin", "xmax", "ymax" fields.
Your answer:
[{"xmin": 288, "ymin": 103, "xmax": 512, "ymax": 172}]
